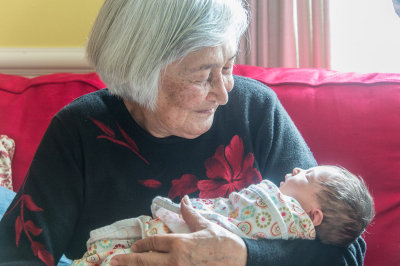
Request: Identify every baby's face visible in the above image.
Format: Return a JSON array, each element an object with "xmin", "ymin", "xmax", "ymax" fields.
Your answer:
[{"xmin": 279, "ymin": 166, "xmax": 333, "ymax": 211}]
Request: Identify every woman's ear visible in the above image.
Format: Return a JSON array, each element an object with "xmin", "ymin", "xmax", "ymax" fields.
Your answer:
[{"xmin": 308, "ymin": 208, "xmax": 323, "ymax": 226}]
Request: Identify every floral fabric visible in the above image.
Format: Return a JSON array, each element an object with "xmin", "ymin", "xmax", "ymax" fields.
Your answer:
[
  {"xmin": 72, "ymin": 180, "xmax": 315, "ymax": 265},
  {"xmin": 155, "ymin": 180, "xmax": 315, "ymax": 240},
  {"xmin": 0, "ymin": 135, "xmax": 15, "ymax": 190},
  {"xmin": 71, "ymin": 216, "xmax": 169, "ymax": 265}
]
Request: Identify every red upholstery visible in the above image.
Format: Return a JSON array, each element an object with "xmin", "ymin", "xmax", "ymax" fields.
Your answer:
[
  {"xmin": 233, "ymin": 65, "xmax": 400, "ymax": 266},
  {"xmin": 1, "ymin": 66, "xmax": 399, "ymax": 265},
  {"xmin": 0, "ymin": 73, "xmax": 105, "ymax": 190}
]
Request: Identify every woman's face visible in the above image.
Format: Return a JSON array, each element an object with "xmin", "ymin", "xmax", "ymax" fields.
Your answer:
[{"xmin": 129, "ymin": 42, "xmax": 237, "ymax": 139}]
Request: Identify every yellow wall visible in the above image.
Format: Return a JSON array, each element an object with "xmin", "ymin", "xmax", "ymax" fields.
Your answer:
[{"xmin": 0, "ymin": 0, "xmax": 104, "ymax": 47}]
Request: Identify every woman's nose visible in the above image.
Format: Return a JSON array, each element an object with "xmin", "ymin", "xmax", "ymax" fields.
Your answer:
[{"xmin": 209, "ymin": 73, "xmax": 230, "ymax": 105}]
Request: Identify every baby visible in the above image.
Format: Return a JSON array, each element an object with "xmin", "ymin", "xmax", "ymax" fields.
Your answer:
[{"xmin": 71, "ymin": 165, "xmax": 374, "ymax": 265}]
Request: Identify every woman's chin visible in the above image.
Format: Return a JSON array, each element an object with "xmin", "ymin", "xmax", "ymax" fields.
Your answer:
[{"xmin": 178, "ymin": 120, "xmax": 214, "ymax": 139}]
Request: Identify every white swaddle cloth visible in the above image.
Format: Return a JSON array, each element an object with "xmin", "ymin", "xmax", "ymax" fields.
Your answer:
[
  {"xmin": 72, "ymin": 180, "xmax": 315, "ymax": 265},
  {"xmin": 151, "ymin": 179, "xmax": 315, "ymax": 240}
]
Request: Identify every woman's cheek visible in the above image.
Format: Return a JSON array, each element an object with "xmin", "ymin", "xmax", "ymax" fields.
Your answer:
[
  {"xmin": 183, "ymin": 89, "xmax": 208, "ymax": 107},
  {"xmin": 171, "ymin": 84, "xmax": 208, "ymax": 109}
]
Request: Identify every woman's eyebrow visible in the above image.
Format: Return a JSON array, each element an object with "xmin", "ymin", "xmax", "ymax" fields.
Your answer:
[{"xmin": 189, "ymin": 54, "xmax": 238, "ymax": 73}]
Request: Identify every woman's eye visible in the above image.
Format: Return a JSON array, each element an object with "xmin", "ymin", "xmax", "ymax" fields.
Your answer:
[
  {"xmin": 222, "ymin": 66, "xmax": 233, "ymax": 73},
  {"xmin": 193, "ymin": 78, "xmax": 209, "ymax": 86}
]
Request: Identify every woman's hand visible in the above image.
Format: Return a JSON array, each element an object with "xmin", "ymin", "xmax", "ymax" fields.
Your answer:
[{"xmin": 110, "ymin": 196, "xmax": 247, "ymax": 266}]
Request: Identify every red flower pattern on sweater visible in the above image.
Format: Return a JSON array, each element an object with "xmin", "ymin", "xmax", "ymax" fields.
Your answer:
[{"xmin": 169, "ymin": 135, "xmax": 262, "ymax": 199}]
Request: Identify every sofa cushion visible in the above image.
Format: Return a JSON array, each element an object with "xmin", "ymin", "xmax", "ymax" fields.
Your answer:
[
  {"xmin": 0, "ymin": 135, "xmax": 15, "ymax": 190},
  {"xmin": 0, "ymin": 73, "xmax": 105, "ymax": 191},
  {"xmin": 233, "ymin": 65, "xmax": 400, "ymax": 266}
]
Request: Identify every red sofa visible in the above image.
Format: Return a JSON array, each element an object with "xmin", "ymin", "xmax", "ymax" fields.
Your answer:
[{"xmin": 0, "ymin": 65, "xmax": 399, "ymax": 265}]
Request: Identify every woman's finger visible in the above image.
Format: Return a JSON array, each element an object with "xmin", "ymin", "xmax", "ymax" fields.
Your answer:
[
  {"xmin": 180, "ymin": 195, "xmax": 211, "ymax": 232},
  {"xmin": 110, "ymin": 251, "xmax": 167, "ymax": 266},
  {"xmin": 130, "ymin": 234, "xmax": 174, "ymax": 253}
]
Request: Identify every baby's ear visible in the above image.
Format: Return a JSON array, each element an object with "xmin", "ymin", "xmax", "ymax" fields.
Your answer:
[{"xmin": 308, "ymin": 208, "xmax": 323, "ymax": 226}]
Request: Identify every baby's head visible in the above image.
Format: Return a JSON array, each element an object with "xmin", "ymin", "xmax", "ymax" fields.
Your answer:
[{"xmin": 279, "ymin": 165, "xmax": 374, "ymax": 246}]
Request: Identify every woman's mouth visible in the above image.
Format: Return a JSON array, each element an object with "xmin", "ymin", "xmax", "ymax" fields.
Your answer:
[{"xmin": 196, "ymin": 107, "xmax": 216, "ymax": 115}]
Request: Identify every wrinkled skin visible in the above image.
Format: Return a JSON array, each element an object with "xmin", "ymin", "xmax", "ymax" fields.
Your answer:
[
  {"xmin": 123, "ymin": 42, "xmax": 237, "ymax": 139},
  {"xmin": 110, "ymin": 196, "xmax": 247, "ymax": 266}
]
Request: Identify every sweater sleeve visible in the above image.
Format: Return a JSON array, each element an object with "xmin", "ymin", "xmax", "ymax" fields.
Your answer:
[
  {"xmin": 244, "ymin": 237, "xmax": 366, "ymax": 266},
  {"xmin": 241, "ymin": 78, "xmax": 365, "ymax": 265},
  {"xmin": 252, "ymin": 84, "xmax": 317, "ymax": 181},
  {"xmin": 0, "ymin": 116, "xmax": 84, "ymax": 265}
]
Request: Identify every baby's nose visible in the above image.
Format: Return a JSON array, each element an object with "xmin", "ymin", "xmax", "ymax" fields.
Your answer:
[{"xmin": 292, "ymin": 168, "xmax": 301, "ymax": 175}]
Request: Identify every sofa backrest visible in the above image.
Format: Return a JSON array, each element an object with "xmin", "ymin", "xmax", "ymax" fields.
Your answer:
[
  {"xmin": 233, "ymin": 65, "xmax": 400, "ymax": 266},
  {"xmin": 0, "ymin": 66, "xmax": 399, "ymax": 265},
  {"xmin": 0, "ymin": 73, "xmax": 105, "ymax": 191}
]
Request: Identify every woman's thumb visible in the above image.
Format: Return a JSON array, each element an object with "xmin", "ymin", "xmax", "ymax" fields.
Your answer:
[{"xmin": 180, "ymin": 195, "xmax": 210, "ymax": 232}]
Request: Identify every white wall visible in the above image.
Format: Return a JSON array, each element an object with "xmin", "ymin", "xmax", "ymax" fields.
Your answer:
[{"xmin": 330, "ymin": 0, "xmax": 400, "ymax": 73}]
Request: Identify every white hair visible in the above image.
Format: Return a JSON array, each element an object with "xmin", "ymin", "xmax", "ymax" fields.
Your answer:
[{"xmin": 86, "ymin": 0, "xmax": 249, "ymax": 110}]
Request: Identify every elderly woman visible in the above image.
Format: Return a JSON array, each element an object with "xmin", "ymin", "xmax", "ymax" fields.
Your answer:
[{"xmin": 0, "ymin": 0, "xmax": 365, "ymax": 265}]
